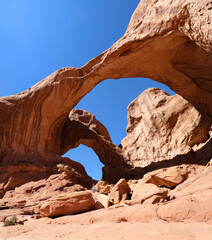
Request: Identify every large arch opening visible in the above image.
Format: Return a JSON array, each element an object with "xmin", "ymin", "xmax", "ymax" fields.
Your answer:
[{"xmin": 63, "ymin": 77, "xmax": 176, "ymax": 180}]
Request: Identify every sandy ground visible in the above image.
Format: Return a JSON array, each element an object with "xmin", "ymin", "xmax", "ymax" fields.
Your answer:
[{"xmin": 0, "ymin": 220, "xmax": 212, "ymax": 240}]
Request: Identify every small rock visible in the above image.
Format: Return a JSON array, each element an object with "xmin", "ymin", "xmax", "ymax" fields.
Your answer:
[
  {"xmin": 94, "ymin": 201, "xmax": 104, "ymax": 210},
  {"xmin": 97, "ymin": 194, "xmax": 110, "ymax": 208},
  {"xmin": 93, "ymin": 181, "xmax": 112, "ymax": 194}
]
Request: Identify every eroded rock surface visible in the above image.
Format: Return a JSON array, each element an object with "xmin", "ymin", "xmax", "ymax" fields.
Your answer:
[
  {"xmin": 143, "ymin": 165, "xmax": 189, "ymax": 188},
  {"xmin": 0, "ymin": 170, "xmax": 91, "ymax": 220},
  {"xmin": 93, "ymin": 181, "xmax": 112, "ymax": 194},
  {"xmin": 122, "ymin": 88, "xmax": 210, "ymax": 168},
  {"xmin": 61, "ymin": 109, "xmax": 131, "ymax": 182},
  {"xmin": 96, "ymin": 194, "xmax": 110, "ymax": 208},
  {"xmin": 0, "ymin": 0, "xmax": 211, "ymax": 190},
  {"xmin": 0, "ymin": 1, "xmax": 211, "ymax": 237},
  {"xmin": 40, "ymin": 191, "xmax": 95, "ymax": 217},
  {"xmin": 132, "ymin": 182, "xmax": 168, "ymax": 204},
  {"xmin": 109, "ymin": 178, "xmax": 131, "ymax": 204}
]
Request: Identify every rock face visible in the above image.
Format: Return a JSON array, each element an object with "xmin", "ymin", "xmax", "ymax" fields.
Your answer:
[
  {"xmin": 96, "ymin": 194, "xmax": 110, "ymax": 208},
  {"xmin": 0, "ymin": 156, "xmax": 93, "ymax": 199},
  {"xmin": 0, "ymin": 169, "xmax": 91, "ymax": 218},
  {"xmin": 39, "ymin": 191, "xmax": 95, "ymax": 217},
  {"xmin": 122, "ymin": 88, "xmax": 210, "ymax": 168},
  {"xmin": 0, "ymin": 0, "xmax": 212, "ymax": 238}
]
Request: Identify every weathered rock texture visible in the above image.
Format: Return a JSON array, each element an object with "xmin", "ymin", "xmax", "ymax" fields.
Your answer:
[
  {"xmin": 0, "ymin": 0, "xmax": 212, "ymax": 238},
  {"xmin": 93, "ymin": 181, "xmax": 112, "ymax": 194},
  {"xmin": 1, "ymin": 222, "xmax": 212, "ymax": 240},
  {"xmin": 2, "ymin": 166, "xmax": 212, "ymax": 240},
  {"xmin": 122, "ymin": 88, "xmax": 211, "ymax": 168},
  {"xmin": 0, "ymin": 169, "xmax": 91, "ymax": 218},
  {"xmin": 109, "ymin": 178, "xmax": 131, "ymax": 204},
  {"xmin": 132, "ymin": 182, "xmax": 168, "ymax": 204},
  {"xmin": 143, "ymin": 165, "xmax": 189, "ymax": 188},
  {"xmin": 96, "ymin": 194, "xmax": 110, "ymax": 208},
  {"xmin": 40, "ymin": 191, "xmax": 95, "ymax": 217},
  {"xmin": 0, "ymin": 0, "xmax": 211, "ymax": 193}
]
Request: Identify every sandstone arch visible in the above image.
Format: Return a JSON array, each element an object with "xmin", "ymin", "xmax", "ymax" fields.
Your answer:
[
  {"xmin": 0, "ymin": 0, "xmax": 211, "ymax": 187},
  {"xmin": 61, "ymin": 109, "xmax": 131, "ymax": 181}
]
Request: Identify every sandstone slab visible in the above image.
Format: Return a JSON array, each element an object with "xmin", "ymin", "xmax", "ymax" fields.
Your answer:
[
  {"xmin": 0, "ymin": 0, "xmax": 211, "ymax": 227},
  {"xmin": 132, "ymin": 182, "xmax": 168, "ymax": 204},
  {"xmin": 0, "ymin": 0, "xmax": 211, "ymax": 194},
  {"xmin": 39, "ymin": 191, "xmax": 95, "ymax": 217},
  {"xmin": 143, "ymin": 165, "xmax": 189, "ymax": 188}
]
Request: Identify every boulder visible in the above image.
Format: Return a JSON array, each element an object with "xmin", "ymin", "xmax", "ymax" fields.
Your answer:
[
  {"xmin": 121, "ymin": 88, "xmax": 209, "ymax": 168},
  {"xmin": 93, "ymin": 181, "xmax": 112, "ymax": 194},
  {"xmin": 132, "ymin": 182, "xmax": 168, "ymax": 204},
  {"xmin": 143, "ymin": 165, "xmax": 189, "ymax": 188},
  {"xmin": 109, "ymin": 179, "xmax": 131, "ymax": 204},
  {"xmin": 39, "ymin": 191, "xmax": 95, "ymax": 217},
  {"xmin": 96, "ymin": 194, "xmax": 110, "ymax": 208},
  {"xmin": 128, "ymin": 180, "xmax": 138, "ymax": 193}
]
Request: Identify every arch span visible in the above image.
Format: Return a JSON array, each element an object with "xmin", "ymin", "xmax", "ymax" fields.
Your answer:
[{"xmin": 0, "ymin": 0, "xmax": 211, "ymax": 185}]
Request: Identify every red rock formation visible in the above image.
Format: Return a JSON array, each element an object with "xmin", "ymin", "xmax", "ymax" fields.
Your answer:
[
  {"xmin": 40, "ymin": 191, "xmax": 95, "ymax": 217},
  {"xmin": 122, "ymin": 88, "xmax": 211, "ymax": 168},
  {"xmin": 132, "ymin": 182, "xmax": 168, "ymax": 204},
  {"xmin": 0, "ymin": 0, "xmax": 211, "ymax": 238},
  {"xmin": 61, "ymin": 109, "xmax": 131, "ymax": 181},
  {"xmin": 93, "ymin": 180, "xmax": 112, "ymax": 194},
  {"xmin": 143, "ymin": 165, "xmax": 189, "ymax": 188},
  {"xmin": 0, "ymin": 0, "xmax": 211, "ymax": 197},
  {"xmin": 109, "ymin": 178, "xmax": 131, "ymax": 204}
]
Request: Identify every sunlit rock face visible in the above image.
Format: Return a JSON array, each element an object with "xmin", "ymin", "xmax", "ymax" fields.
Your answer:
[{"xmin": 121, "ymin": 88, "xmax": 210, "ymax": 168}]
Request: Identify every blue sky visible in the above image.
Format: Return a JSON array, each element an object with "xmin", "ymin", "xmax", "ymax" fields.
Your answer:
[{"xmin": 0, "ymin": 0, "xmax": 175, "ymax": 180}]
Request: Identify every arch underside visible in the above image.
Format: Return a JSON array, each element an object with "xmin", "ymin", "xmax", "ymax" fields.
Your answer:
[{"xmin": 0, "ymin": 0, "xmax": 211, "ymax": 186}]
